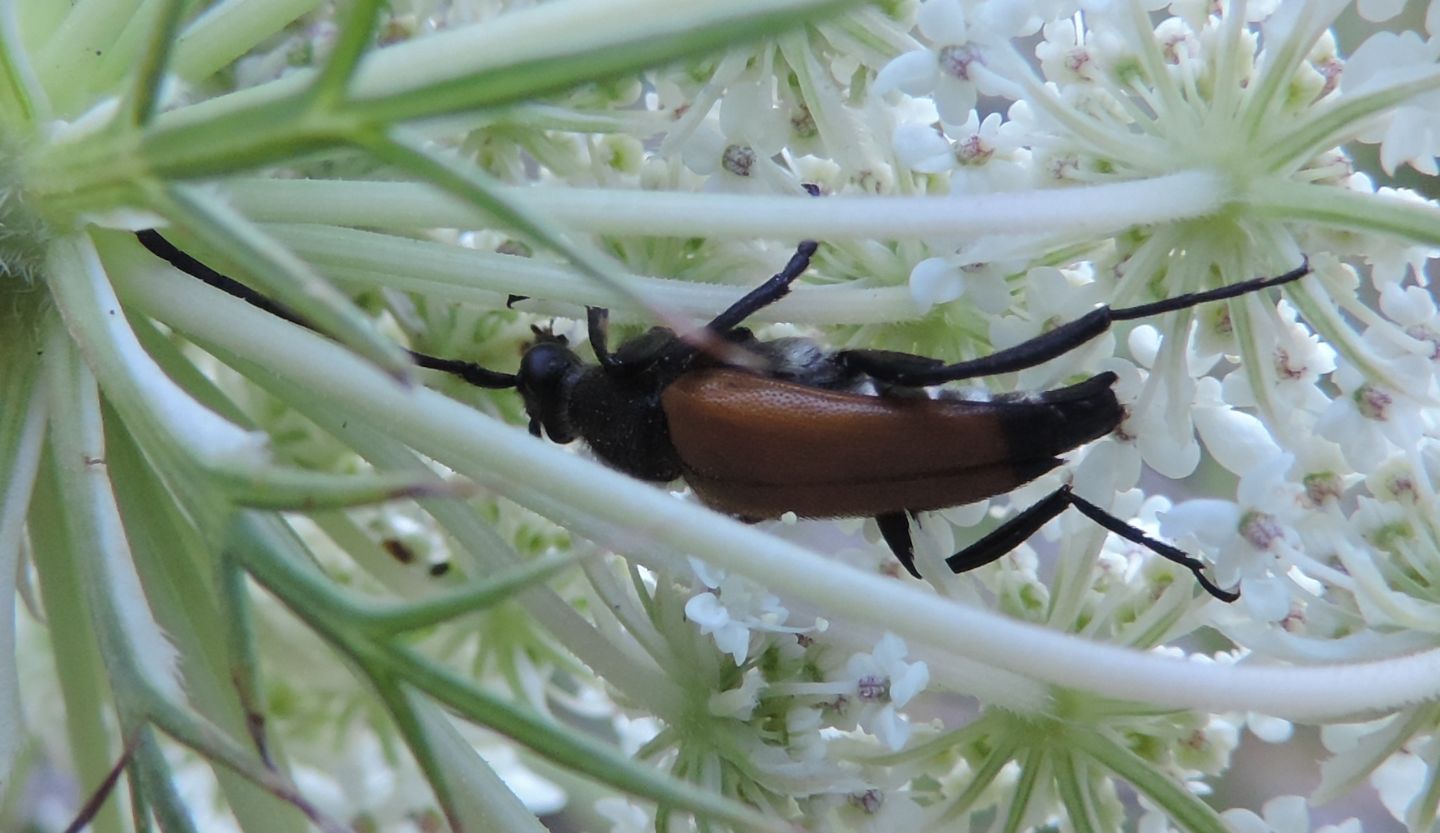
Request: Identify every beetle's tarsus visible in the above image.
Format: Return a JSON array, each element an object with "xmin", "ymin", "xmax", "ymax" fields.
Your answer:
[{"xmin": 875, "ymin": 512, "xmax": 921, "ymax": 578}]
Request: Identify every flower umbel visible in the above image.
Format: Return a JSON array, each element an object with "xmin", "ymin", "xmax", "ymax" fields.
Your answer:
[{"xmin": 3, "ymin": 1, "xmax": 1439, "ymax": 832}]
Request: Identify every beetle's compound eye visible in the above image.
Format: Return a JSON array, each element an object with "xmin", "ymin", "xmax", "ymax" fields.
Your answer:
[{"xmin": 517, "ymin": 342, "xmax": 582, "ymax": 442}]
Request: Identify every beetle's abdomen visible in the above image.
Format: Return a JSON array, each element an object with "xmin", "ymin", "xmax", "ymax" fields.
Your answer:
[{"xmin": 661, "ymin": 368, "xmax": 1121, "ymax": 519}]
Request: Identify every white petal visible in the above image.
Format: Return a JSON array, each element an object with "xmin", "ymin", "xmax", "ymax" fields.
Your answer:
[
  {"xmin": 889, "ymin": 661, "xmax": 930, "ymax": 707},
  {"xmin": 684, "ymin": 593, "xmax": 730, "ymax": 630},
  {"xmin": 1160, "ymin": 499, "xmax": 1240, "ymax": 549},
  {"xmin": 893, "ymin": 123, "xmax": 956, "ymax": 173},
  {"xmin": 917, "ymin": 0, "xmax": 969, "ymax": 43},
  {"xmin": 1358, "ymin": 0, "xmax": 1407, "ymax": 21},
  {"xmin": 1240, "ymin": 574, "xmax": 1292, "ymax": 622},
  {"xmin": 1261, "ymin": 795, "xmax": 1309, "ymax": 833},
  {"xmin": 874, "ymin": 51, "xmax": 940, "ymax": 97},
  {"xmin": 712, "ymin": 622, "xmax": 752, "ymax": 664},
  {"xmin": 868, "ymin": 705, "xmax": 913, "ymax": 751},
  {"xmin": 909, "ymin": 257, "xmax": 966, "ymax": 311},
  {"xmin": 1219, "ymin": 808, "xmax": 1269, "ymax": 833},
  {"xmin": 1248, "ymin": 714, "xmax": 1294, "ymax": 744},
  {"xmin": 1373, "ymin": 749, "xmax": 1427, "ymax": 822},
  {"xmin": 1194, "ymin": 406, "xmax": 1281, "ymax": 476}
]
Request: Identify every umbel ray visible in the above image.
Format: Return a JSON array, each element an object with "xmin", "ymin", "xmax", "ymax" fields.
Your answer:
[{"xmin": 135, "ymin": 229, "xmax": 1311, "ymax": 602}]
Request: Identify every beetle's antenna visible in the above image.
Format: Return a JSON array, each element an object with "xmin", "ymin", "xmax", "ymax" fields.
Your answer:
[
  {"xmin": 134, "ymin": 231, "xmax": 519, "ymax": 389},
  {"xmin": 136, "ymin": 230, "xmax": 306, "ymax": 327},
  {"xmin": 838, "ymin": 261, "xmax": 1312, "ymax": 387}
]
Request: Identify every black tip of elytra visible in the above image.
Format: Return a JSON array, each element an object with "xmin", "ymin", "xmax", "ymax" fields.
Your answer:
[{"xmin": 1001, "ymin": 373, "xmax": 1123, "ymax": 460}]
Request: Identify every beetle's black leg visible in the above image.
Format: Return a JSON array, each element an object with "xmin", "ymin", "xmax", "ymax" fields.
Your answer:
[
  {"xmin": 1062, "ymin": 488, "xmax": 1239, "ymax": 602},
  {"xmin": 704, "ymin": 240, "xmax": 820, "ymax": 335},
  {"xmin": 587, "ymin": 306, "xmax": 621, "ymax": 370},
  {"xmin": 135, "ymin": 230, "xmax": 519, "ymax": 389},
  {"xmin": 839, "ymin": 261, "xmax": 1311, "ymax": 387},
  {"xmin": 944, "ymin": 485, "xmax": 1237, "ymax": 601},
  {"xmin": 944, "ymin": 489, "xmax": 1072, "ymax": 573},
  {"xmin": 875, "ymin": 512, "xmax": 921, "ymax": 578}
]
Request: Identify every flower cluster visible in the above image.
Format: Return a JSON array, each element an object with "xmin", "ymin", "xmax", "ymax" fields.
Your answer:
[{"xmin": 5, "ymin": 0, "xmax": 1440, "ymax": 832}]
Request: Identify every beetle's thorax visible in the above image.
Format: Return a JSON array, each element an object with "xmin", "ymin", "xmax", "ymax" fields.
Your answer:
[{"xmin": 567, "ymin": 365, "xmax": 685, "ymax": 481}]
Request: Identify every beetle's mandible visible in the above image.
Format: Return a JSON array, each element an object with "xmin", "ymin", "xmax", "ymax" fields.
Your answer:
[{"xmin": 136, "ymin": 230, "xmax": 1311, "ymax": 601}]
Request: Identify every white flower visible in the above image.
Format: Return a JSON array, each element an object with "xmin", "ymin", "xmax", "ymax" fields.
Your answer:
[
  {"xmin": 1343, "ymin": 29, "xmax": 1440, "ymax": 176},
  {"xmin": 1372, "ymin": 741, "xmax": 1431, "ymax": 825},
  {"xmin": 1221, "ymin": 794, "xmax": 1359, "ymax": 833},
  {"xmin": 892, "ymin": 108, "xmax": 1032, "ymax": 192},
  {"xmin": 836, "ymin": 633, "xmax": 929, "ymax": 751},
  {"xmin": 685, "ymin": 560, "xmax": 807, "ymax": 664},
  {"xmin": 1162, "ymin": 453, "xmax": 1307, "ymax": 619},
  {"xmin": 1315, "ymin": 361, "xmax": 1428, "ymax": 473},
  {"xmin": 873, "ymin": 0, "xmax": 1032, "ymax": 123}
]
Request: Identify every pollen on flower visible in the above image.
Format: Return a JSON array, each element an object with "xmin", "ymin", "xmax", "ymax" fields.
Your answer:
[
  {"xmin": 1353, "ymin": 383, "xmax": 1393, "ymax": 421},
  {"xmin": 721, "ymin": 144, "xmax": 756, "ymax": 176},
  {"xmin": 1239, "ymin": 510, "xmax": 1285, "ymax": 551},
  {"xmin": 1302, "ymin": 472, "xmax": 1344, "ymax": 506},
  {"xmin": 856, "ymin": 674, "xmax": 890, "ymax": 701},
  {"xmin": 849, "ymin": 789, "xmax": 884, "ymax": 814},
  {"xmin": 938, "ymin": 44, "xmax": 982, "ymax": 80}
]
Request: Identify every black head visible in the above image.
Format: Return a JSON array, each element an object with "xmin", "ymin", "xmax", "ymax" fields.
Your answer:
[{"xmin": 516, "ymin": 340, "xmax": 585, "ymax": 441}]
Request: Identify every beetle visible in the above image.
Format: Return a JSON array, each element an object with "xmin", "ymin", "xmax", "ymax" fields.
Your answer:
[{"xmin": 136, "ymin": 230, "xmax": 1310, "ymax": 601}]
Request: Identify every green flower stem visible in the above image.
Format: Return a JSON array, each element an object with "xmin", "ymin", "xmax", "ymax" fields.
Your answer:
[
  {"xmin": 40, "ymin": 332, "xmax": 338, "ymax": 831},
  {"xmin": 1052, "ymin": 748, "xmax": 1099, "ymax": 833},
  {"xmin": 130, "ymin": 728, "xmax": 202, "ymax": 833},
  {"xmin": 1000, "ymin": 744, "xmax": 1047, "ymax": 833},
  {"xmin": 0, "ymin": 297, "xmax": 44, "ymax": 793},
  {"xmin": 1237, "ymin": 0, "xmax": 1326, "ymax": 143},
  {"xmin": 1067, "ymin": 725, "xmax": 1227, "ymax": 833},
  {"xmin": 931, "ymin": 729, "xmax": 1023, "ymax": 826},
  {"xmin": 0, "ymin": 2, "xmax": 45, "ymax": 123},
  {"xmin": 266, "ymin": 222, "xmax": 920, "ymax": 324},
  {"xmin": 1285, "ymin": 277, "xmax": 1416, "ymax": 396},
  {"xmin": 34, "ymin": 0, "xmax": 856, "ymax": 194},
  {"xmin": 1313, "ymin": 704, "xmax": 1436, "ymax": 803},
  {"xmin": 227, "ymin": 169, "xmax": 1229, "ymax": 241},
  {"xmin": 40, "ymin": 323, "xmax": 184, "ymax": 706},
  {"xmin": 198, "ymin": 335, "xmax": 688, "ymax": 717},
  {"xmin": 372, "ymin": 679, "xmax": 551, "ymax": 833},
  {"xmin": 1121, "ymin": 0, "xmax": 1188, "ymax": 140},
  {"xmin": 340, "ymin": 0, "xmax": 861, "ymax": 125},
  {"xmin": 170, "ymin": 0, "xmax": 323, "ymax": 84},
  {"xmin": 358, "ymin": 129, "xmax": 686, "ymax": 329},
  {"xmin": 52, "ymin": 233, "xmax": 404, "ymax": 512},
  {"xmin": 406, "ymin": 692, "xmax": 555, "ymax": 833},
  {"xmin": 360, "ymin": 551, "xmax": 586, "ymax": 634},
  {"xmin": 1247, "ymin": 178, "xmax": 1440, "ymax": 247},
  {"xmin": 117, "ymin": 246, "xmax": 1440, "ymax": 720},
  {"xmin": 229, "ymin": 512, "xmax": 791, "ymax": 833},
  {"xmin": 306, "ymin": 0, "xmax": 386, "ymax": 109},
  {"xmin": 826, "ymin": 7, "xmax": 920, "ymax": 64},
  {"xmin": 101, "ymin": 420, "xmax": 307, "ymax": 833},
  {"xmin": 1412, "ymin": 740, "xmax": 1440, "ymax": 832},
  {"xmin": 162, "ymin": 184, "xmax": 416, "ymax": 381},
  {"xmin": 35, "ymin": 0, "xmax": 144, "ymax": 115},
  {"xmin": 121, "ymin": 0, "xmax": 187, "ymax": 126},
  {"xmin": 1260, "ymin": 67, "xmax": 1440, "ymax": 174},
  {"xmin": 28, "ymin": 447, "xmax": 124, "ymax": 833},
  {"xmin": 1015, "ymin": 72, "xmax": 1171, "ymax": 172}
]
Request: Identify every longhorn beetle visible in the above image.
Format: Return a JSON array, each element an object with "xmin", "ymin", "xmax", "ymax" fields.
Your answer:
[{"xmin": 136, "ymin": 230, "xmax": 1310, "ymax": 601}]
